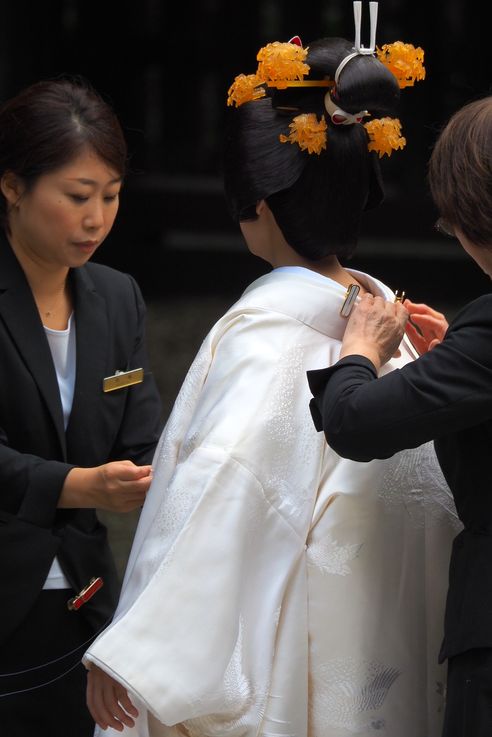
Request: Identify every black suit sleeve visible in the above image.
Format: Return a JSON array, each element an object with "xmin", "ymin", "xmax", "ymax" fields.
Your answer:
[
  {"xmin": 307, "ymin": 294, "xmax": 492, "ymax": 461},
  {"xmin": 0, "ymin": 440, "xmax": 74, "ymax": 527}
]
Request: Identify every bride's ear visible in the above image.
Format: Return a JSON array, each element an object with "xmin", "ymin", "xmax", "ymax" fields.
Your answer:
[{"xmin": 255, "ymin": 199, "xmax": 268, "ymax": 217}]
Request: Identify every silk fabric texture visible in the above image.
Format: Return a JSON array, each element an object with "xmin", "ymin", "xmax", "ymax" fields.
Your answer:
[{"xmin": 85, "ymin": 268, "xmax": 461, "ymax": 737}]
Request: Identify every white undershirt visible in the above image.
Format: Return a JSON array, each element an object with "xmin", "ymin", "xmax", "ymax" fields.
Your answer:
[{"xmin": 42, "ymin": 314, "xmax": 76, "ymax": 590}]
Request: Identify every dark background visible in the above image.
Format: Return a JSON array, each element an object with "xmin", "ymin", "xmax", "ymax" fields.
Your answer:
[
  {"xmin": 1, "ymin": 0, "xmax": 489, "ymax": 574},
  {"xmin": 1, "ymin": 0, "xmax": 490, "ymax": 307}
]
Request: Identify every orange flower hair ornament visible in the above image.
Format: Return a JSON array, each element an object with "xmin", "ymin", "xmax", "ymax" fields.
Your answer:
[
  {"xmin": 226, "ymin": 1, "xmax": 425, "ymax": 158},
  {"xmin": 227, "ymin": 37, "xmax": 332, "ymax": 108},
  {"xmin": 227, "ymin": 74, "xmax": 266, "ymax": 108},
  {"xmin": 376, "ymin": 41, "xmax": 425, "ymax": 89},
  {"xmin": 365, "ymin": 117, "xmax": 406, "ymax": 158},
  {"xmin": 256, "ymin": 41, "xmax": 310, "ymax": 86},
  {"xmin": 279, "ymin": 114, "xmax": 328, "ymax": 155}
]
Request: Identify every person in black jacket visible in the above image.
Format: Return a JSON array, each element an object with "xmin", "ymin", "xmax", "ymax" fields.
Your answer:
[
  {"xmin": 0, "ymin": 78, "xmax": 162, "ymax": 736},
  {"xmin": 308, "ymin": 95, "xmax": 492, "ymax": 736}
]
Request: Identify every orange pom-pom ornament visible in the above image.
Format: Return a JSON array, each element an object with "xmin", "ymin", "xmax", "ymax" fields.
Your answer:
[
  {"xmin": 364, "ymin": 117, "xmax": 406, "ymax": 157},
  {"xmin": 279, "ymin": 114, "xmax": 328, "ymax": 155}
]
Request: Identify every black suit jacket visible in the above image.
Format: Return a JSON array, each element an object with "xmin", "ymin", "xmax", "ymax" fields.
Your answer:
[
  {"xmin": 0, "ymin": 234, "xmax": 162, "ymax": 644},
  {"xmin": 308, "ymin": 293, "xmax": 492, "ymax": 661}
]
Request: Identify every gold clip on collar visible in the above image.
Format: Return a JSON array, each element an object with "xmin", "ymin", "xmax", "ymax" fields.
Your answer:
[
  {"xmin": 103, "ymin": 368, "xmax": 144, "ymax": 393},
  {"xmin": 340, "ymin": 284, "xmax": 360, "ymax": 317},
  {"xmin": 267, "ymin": 79, "xmax": 334, "ymax": 89},
  {"xmin": 394, "ymin": 290, "xmax": 406, "ymax": 303}
]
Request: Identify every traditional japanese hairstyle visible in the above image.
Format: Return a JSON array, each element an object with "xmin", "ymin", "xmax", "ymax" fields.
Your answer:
[{"xmin": 223, "ymin": 1, "xmax": 425, "ymax": 260}]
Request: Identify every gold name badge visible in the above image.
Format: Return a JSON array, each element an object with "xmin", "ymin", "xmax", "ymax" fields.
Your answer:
[{"xmin": 103, "ymin": 368, "xmax": 144, "ymax": 393}]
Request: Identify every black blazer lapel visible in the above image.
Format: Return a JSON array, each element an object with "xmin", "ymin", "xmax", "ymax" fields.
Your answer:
[
  {"xmin": 67, "ymin": 264, "xmax": 109, "ymax": 442},
  {"xmin": 0, "ymin": 237, "xmax": 66, "ymax": 457}
]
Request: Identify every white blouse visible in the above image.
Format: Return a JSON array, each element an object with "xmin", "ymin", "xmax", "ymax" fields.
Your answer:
[{"xmin": 42, "ymin": 313, "xmax": 76, "ymax": 590}]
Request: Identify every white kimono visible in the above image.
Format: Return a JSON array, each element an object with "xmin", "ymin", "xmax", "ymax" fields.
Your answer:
[{"xmin": 85, "ymin": 268, "xmax": 461, "ymax": 737}]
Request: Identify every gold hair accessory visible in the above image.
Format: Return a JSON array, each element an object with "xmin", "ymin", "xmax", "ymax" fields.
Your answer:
[
  {"xmin": 279, "ymin": 114, "xmax": 328, "ymax": 155},
  {"xmin": 227, "ymin": 41, "xmax": 332, "ymax": 108},
  {"xmin": 268, "ymin": 80, "xmax": 333, "ymax": 89},
  {"xmin": 394, "ymin": 289, "xmax": 406, "ymax": 303},
  {"xmin": 364, "ymin": 117, "xmax": 406, "ymax": 157},
  {"xmin": 376, "ymin": 42, "xmax": 425, "ymax": 89}
]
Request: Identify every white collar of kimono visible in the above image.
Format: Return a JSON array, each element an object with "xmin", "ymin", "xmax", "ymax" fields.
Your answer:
[{"xmin": 240, "ymin": 266, "xmax": 395, "ymax": 342}]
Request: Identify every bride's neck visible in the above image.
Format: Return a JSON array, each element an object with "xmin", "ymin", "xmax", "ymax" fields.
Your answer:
[
  {"xmin": 272, "ymin": 251, "xmax": 368, "ymax": 293},
  {"xmin": 249, "ymin": 203, "xmax": 369, "ymax": 293}
]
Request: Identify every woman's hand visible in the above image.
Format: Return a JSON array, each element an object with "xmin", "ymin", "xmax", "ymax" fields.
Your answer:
[
  {"xmin": 339, "ymin": 294, "xmax": 409, "ymax": 372},
  {"xmin": 87, "ymin": 664, "xmax": 138, "ymax": 732},
  {"xmin": 404, "ymin": 298, "xmax": 449, "ymax": 354},
  {"xmin": 59, "ymin": 461, "xmax": 153, "ymax": 511}
]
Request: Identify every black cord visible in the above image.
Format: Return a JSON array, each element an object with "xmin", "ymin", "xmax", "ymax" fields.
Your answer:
[
  {"xmin": 0, "ymin": 616, "xmax": 113, "ymax": 696},
  {"xmin": 0, "ymin": 659, "xmax": 84, "ymax": 698}
]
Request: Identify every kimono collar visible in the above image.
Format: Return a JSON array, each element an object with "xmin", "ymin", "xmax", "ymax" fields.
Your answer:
[{"xmin": 239, "ymin": 267, "xmax": 396, "ymax": 342}]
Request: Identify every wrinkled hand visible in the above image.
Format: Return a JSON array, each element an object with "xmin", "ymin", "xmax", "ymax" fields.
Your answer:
[
  {"xmin": 339, "ymin": 294, "xmax": 409, "ymax": 371},
  {"xmin": 60, "ymin": 460, "xmax": 153, "ymax": 512},
  {"xmin": 404, "ymin": 299, "xmax": 449, "ymax": 354},
  {"xmin": 87, "ymin": 664, "xmax": 139, "ymax": 732}
]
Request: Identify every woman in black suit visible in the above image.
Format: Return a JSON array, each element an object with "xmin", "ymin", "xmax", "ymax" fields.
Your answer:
[
  {"xmin": 0, "ymin": 79, "xmax": 162, "ymax": 735},
  {"xmin": 308, "ymin": 96, "xmax": 492, "ymax": 736}
]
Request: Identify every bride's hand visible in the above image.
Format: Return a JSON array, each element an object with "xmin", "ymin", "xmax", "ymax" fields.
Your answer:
[
  {"xmin": 87, "ymin": 664, "xmax": 139, "ymax": 732},
  {"xmin": 404, "ymin": 299, "xmax": 449, "ymax": 354}
]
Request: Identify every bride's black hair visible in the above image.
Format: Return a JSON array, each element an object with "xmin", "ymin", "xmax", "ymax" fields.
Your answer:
[{"xmin": 223, "ymin": 37, "xmax": 400, "ymax": 260}]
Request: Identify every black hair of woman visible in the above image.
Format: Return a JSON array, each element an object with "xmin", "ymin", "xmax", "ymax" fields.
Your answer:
[{"xmin": 224, "ymin": 34, "xmax": 423, "ymax": 261}]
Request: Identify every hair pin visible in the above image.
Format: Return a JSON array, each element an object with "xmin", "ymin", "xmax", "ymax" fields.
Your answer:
[
  {"xmin": 354, "ymin": 1, "xmax": 379, "ymax": 55},
  {"xmin": 335, "ymin": 1, "xmax": 379, "ymax": 84}
]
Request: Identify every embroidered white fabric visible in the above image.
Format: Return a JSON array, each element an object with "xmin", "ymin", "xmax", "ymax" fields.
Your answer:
[{"xmin": 88, "ymin": 268, "xmax": 460, "ymax": 737}]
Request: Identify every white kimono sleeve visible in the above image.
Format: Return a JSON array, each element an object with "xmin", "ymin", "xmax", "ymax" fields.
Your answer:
[
  {"xmin": 85, "ymin": 307, "xmax": 329, "ymax": 736},
  {"xmin": 86, "ymin": 443, "xmax": 305, "ymax": 730}
]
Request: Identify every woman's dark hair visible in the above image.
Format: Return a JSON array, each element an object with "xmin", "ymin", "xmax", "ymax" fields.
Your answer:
[
  {"xmin": 428, "ymin": 96, "xmax": 492, "ymax": 248},
  {"xmin": 0, "ymin": 77, "xmax": 127, "ymax": 228},
  {"xmin": 223, "ymin": 37, "xmax": 401, "ymax": 260}
]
